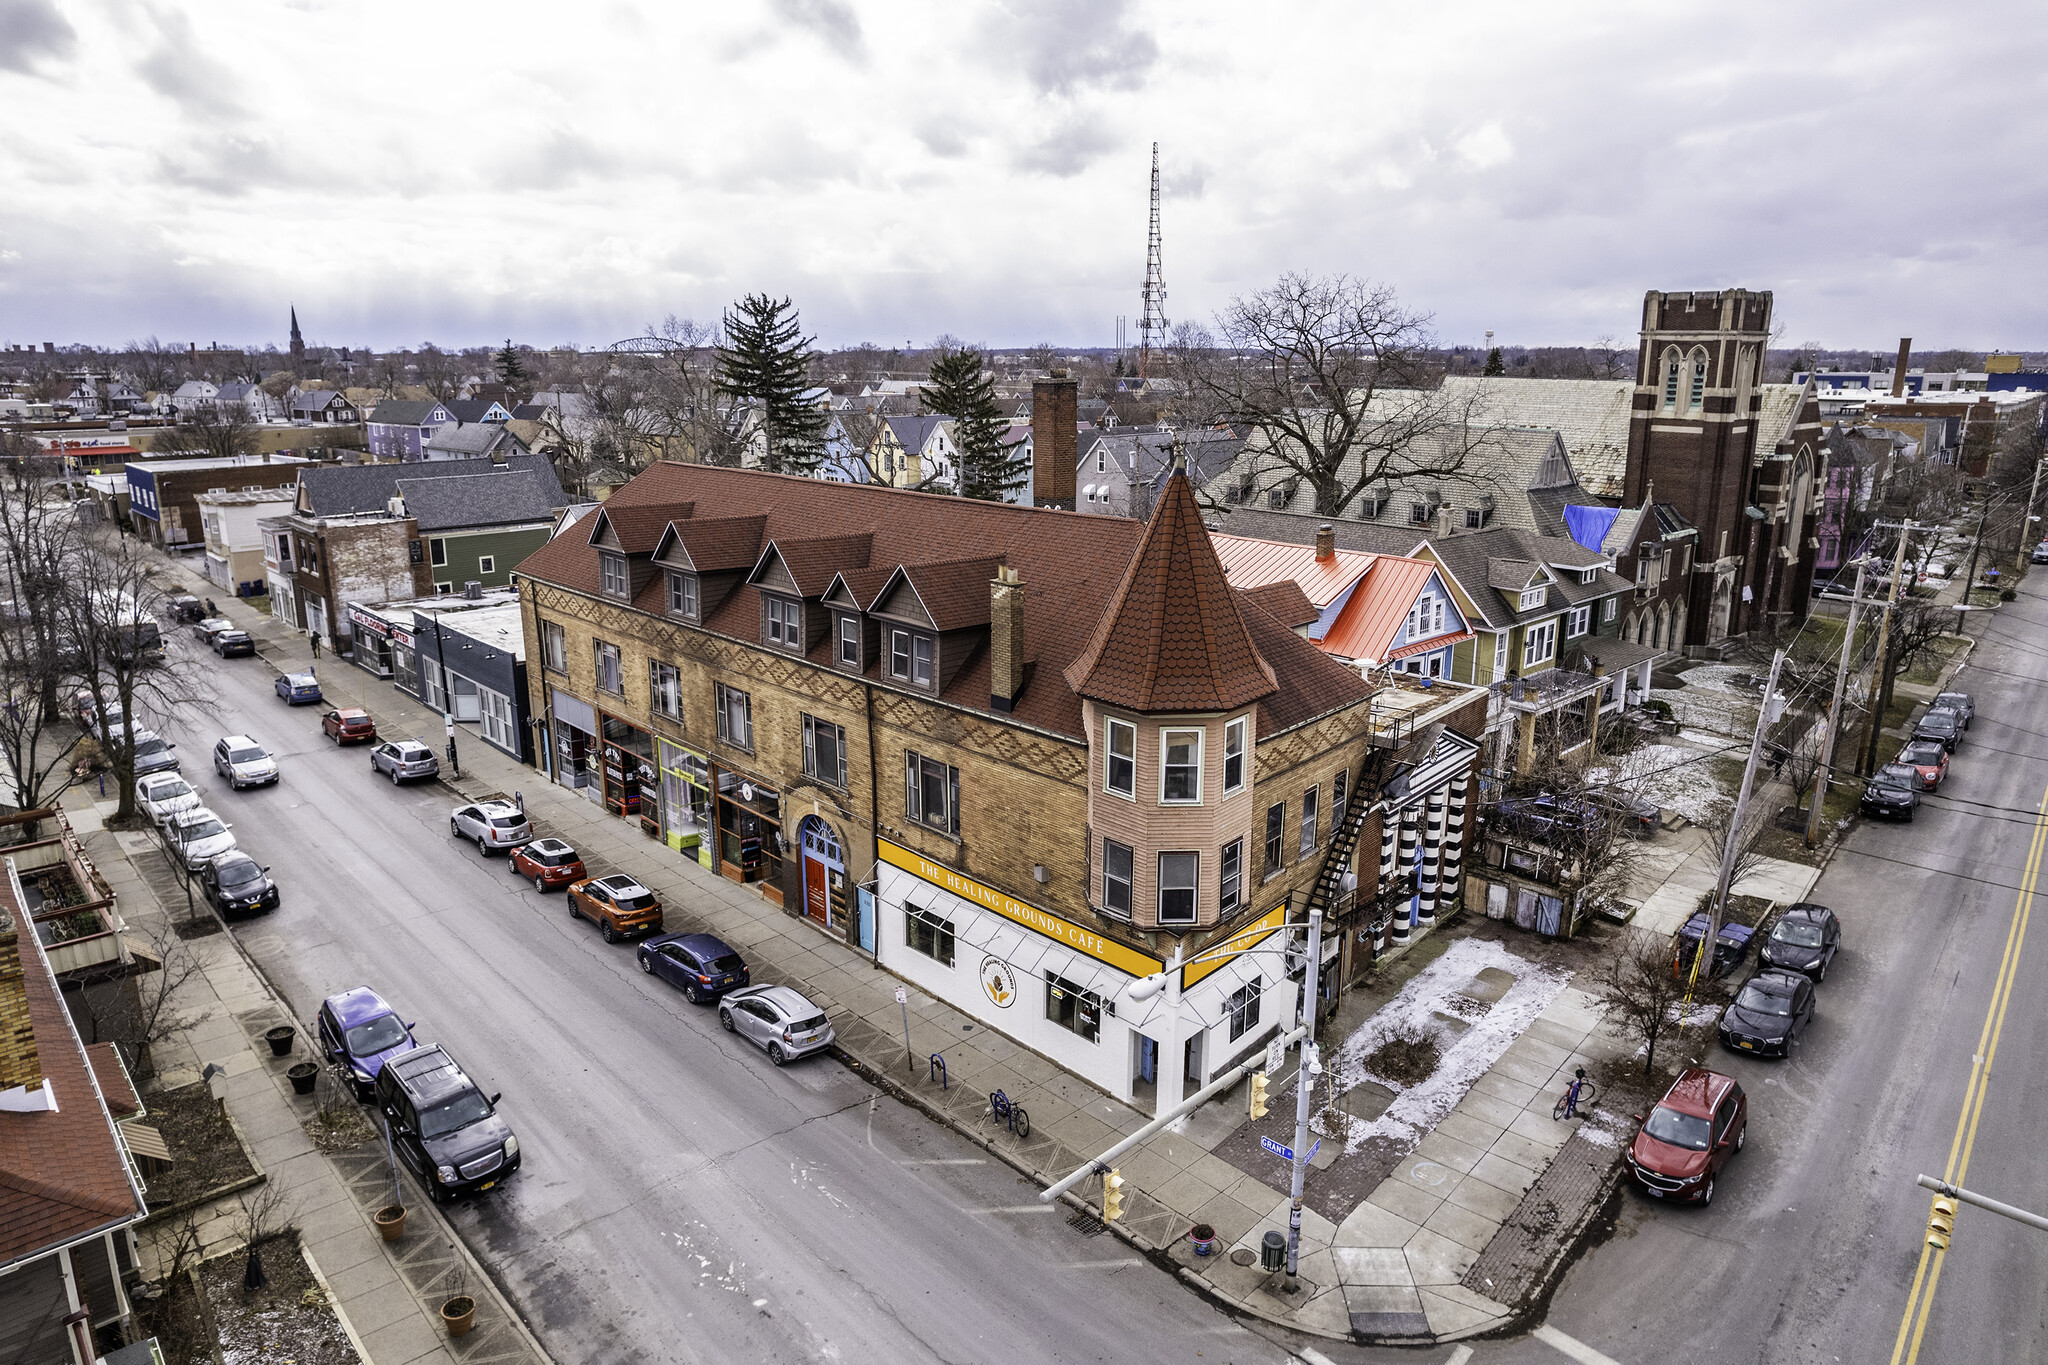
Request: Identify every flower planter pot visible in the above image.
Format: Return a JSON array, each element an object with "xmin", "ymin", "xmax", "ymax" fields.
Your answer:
[
  {"xmin": 264, "ymin": 1025, "xmax": 296, "ymax": 1057},
  {"xmin": 441, "ymin": 1295, "xmax": 475, "ymax": 1337},
  {"xmin": 374, "ymin": 1204, "xmax": 406, "ymax": 1242},
  {"xmin": 1189, "ymin": 1224, "xmax": 1216, "ymax": 1257},
  {"xmin": 287, "ymin": 1062, "xmax": 318, "ymax": 1095}
]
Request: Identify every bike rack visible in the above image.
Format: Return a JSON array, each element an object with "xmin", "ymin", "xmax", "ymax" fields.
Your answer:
[
  {"xmin": 988, "ymin": 1089, "xmax": 1031, "ymax": 1138},
  {"xmin": 928, "ymin": 1053, "xmax": 948, "ymax": 1089}
]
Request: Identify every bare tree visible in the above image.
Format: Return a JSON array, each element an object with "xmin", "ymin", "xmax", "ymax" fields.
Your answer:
[
  {"xmin": 123, "ymin": 337, "xmax": 184, "ymax": 395},
  {"xmin": 1700, "ymin": 801, "xmax": 1771, "ymax": 898},
  {"xmin": 70, "ymin": 918, "xmax": 204, "ymax": 1078},
  {"xmin": 152, "ymin": 403, "xmax": 258, "ymax": 462},
  {"xmin": 1596, "ymin": 929, "xmax": 1691, "ymax": 1077},
  {"xmin": 1170, "ymin": 273, "xmax": 1485, "ymax": 517}
]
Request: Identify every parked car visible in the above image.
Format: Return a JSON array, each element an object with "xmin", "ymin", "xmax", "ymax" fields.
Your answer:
[
  {"xmin": 718, "ymin": 984, "xmax": 835, "ymax": 1066},
  {"xmin": 167, "ymin": 806, "xmax": 236, "ymax": 871},
  {"xmin": 1625, "ymin": 1067, "xmax": 1747, "ymax": 1205},
  {"xmin": 165, "ymin": 594, "xmax": 205, "ymax": 625},
  {"xmin": 212, "ymin": 629, "xmax": 256, "ymax": 658},
  {"xmin": 566, "ymin": 873, "xmax": 663, "ymax": 943},
  {"xmin": 1760, "ymin": 902, "xmax": 1842, "ymax": 980},
  {"xmin": 317, "ymin": 987, "xmax": 418, "ymax": 1102},
  {"xmin": 509, "ymin": 837, "xmax": 586, "ymax": 892},
  {"xmin": 1718, "ymin": 968, "xmax": 1815, "ymax": 1058},
  {"xmin": 1897, "ymin": 739, "xmax": 1950, "ymax": 792},
  {"xmin": 136, "ymin": 772, "xmax": 200, "ymax": 826},
  {"xmin": 1859, "ymin": 768, "xmax": 1920, "ymax": 821},
  {"xmin": 275, "ymin": 671, "xmax": 323, "ymax": 705},
  {"xmin": 1930, "ymin": 691, "xmax": 1973, "ymax": 730},
  {"xmin": 1588, "ymin": 788, "xmax": 1661, "ymax": 838},
  {"xmin": 322, "ymin": 708, "xmax": 377, "ymax": 745},
  {"xmin": 1912, "ymin": 708, "xmax": 1964, "ymax": 752},
  {"xmin": 1488, "ymin": 794, "xmax": 1605, "ymax": 843},
  {"xmin": 450, "ymin": 800, "xmax": 531, "ymax": 855},
  {"xmin": 72, "ymin": 688, "xmax": 127, "ymax": 731},
  {"xmin": 1676, "ymin": 914, "xmax": 1753, "ymax": 979},
  {"xmin": 638, "ymin": 932, "xmax": 750, "ymax": 1004},
  {"xmin": 191, "ymin": 617, "xmax": 233, "ymax": 645},
  {"xmin": 2033, "ymin": 541, "xmax": 2048, "ymax": 565},
  {"xmin": 130, "ymin": 729, "xmax": 179, "ymax": 777},
  {"xmin": 370, "ymin": 739, "xmax": 439, "ymax": 784},
  {"xmin": 373, "ymin": 1043, "xmax": 519, "ymax": 1203},
  {"xmin": 200, "ymin": 852, "xmax": 278, "ymax": 919},
  {"xmin": 213, "ymin": 734, "xmax": 280, "ymax": 789}
]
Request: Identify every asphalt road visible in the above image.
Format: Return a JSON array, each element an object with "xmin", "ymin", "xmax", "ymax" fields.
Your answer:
[{"xmin": 155, "ymin": 640, "xmax": 1296, "ymax": 1365}]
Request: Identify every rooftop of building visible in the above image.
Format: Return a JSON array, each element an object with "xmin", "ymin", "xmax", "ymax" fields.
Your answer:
[{"xmin": 194, "ymin": 487, "xmax": 298, "ymax": 506}]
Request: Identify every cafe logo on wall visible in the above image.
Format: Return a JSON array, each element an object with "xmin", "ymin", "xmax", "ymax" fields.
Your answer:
[{"xmin": 979, "ymin": 956, "xmax": 1017, "ymax": 1009}]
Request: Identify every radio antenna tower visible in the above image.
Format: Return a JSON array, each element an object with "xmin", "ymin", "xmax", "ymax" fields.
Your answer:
[{"xmin": 1138, "ymin": 141, "xmax": 1168, "ymax": 378}]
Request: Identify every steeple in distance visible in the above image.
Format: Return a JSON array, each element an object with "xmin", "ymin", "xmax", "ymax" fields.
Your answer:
[{"xmin": 289, "ymin": 305, "xmax": 306, "ymax": 378}]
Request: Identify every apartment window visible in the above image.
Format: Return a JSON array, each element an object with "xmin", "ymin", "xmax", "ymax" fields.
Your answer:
[
  {"xmin": 714, "ymin": 681, "xmax": 752, "ymax": 750},
  {"xmin": 594, "ymin": 640, "xmax": 623, "ymax": 695},
  {"xmin": 668, "ymin": 572, "xmax": 698, "ymax": 620},
  {"xmin": 1407, "ymin": 593, "xmax": 1445, "ymax": 640},
  {"xmin": 649, "ymin": 661, "xmax": 681, "ymax": 719},
  {"xmin": 1161, "ymin": 729, "xmax": 1201, "ymax": 803},
  {"xmin": 1264, "ymin": 801, "xmax": 1285, "ymax": 876},
  {"xmin": 912, "ymin": 634, "xmax": 934, "ymax": 687},
  {"xmin": 1464, "ymin": 507, "xmax": 1491, "ymax": 529},
  {"xmin": 1104, "ymin": 718, "xmax": 1136, "ymax": 798},
  {"xmin": 904, "ymin": 750, "xmax": 960, "ymax": 835},
  {"xmin": 1102, "ymin": 839, "xmax": 1134, "ymax": 918},
  {"xmin": 477, "ymin": 555, "xmax": 495, "ymax": 575},
  {"xmin": 836, "ymin": 615, "xmax": 858, "ymax": 666},
  {"xmin": 890, "ymin": 629, "xmax": 911, "ymax": 678},
  {"xmin": 803, "ymin": 714, "xmax": 847, "ymax": 788},
  {"xmin": 1332, "ymin": 769, "xmax": 1348, "ymax": 828},
  {"xmin": 600, "ymin": 551, "xmax": 628, "ymax": 596},
  {"xmin": 1226, "ymin": 978, "xmax": 1262, "ymax": 1042},
  {"xmin": 1222, "ymin": 716, "xmax": 1247, "ymax": 795},
  {"xmin": 542, "ymin": 621, "xmax": 567, "ymax": 673},
  {"xmin": 1219, "ymin": 838, "xmax": 1243, "ymax": 915},
  {"xmin": 1522, "ymin": 620, "xmax": 1557, "ymax": 667},
  {"xmin": 906, "ymin": 907, "xmax": 955, "ymax": 968},
  {"xmin": 1567, "ymin": 605, "xmax": 1591, "ymax": 638},
  {"xmin": 1604, "ymin": 597, "xmax": 1618, "ymax": 622},
  {"xmin": 430, "ymin": 538, "xmax": 447, "ymax": 567},
  {"xmin": 765, "ymin": 596, "xmax": 800, "ymax": 649},
  {"xmin": 1044, "ymin": 971, "xmax": 1101, "ymax": 1043},
  {"xmin": 1299, "ymin": 785, "xmax": 1319, "ymax": 856},
  {"xmin": 1157, "ymin": 852, "xmax": 1198, "ymax": 924}
]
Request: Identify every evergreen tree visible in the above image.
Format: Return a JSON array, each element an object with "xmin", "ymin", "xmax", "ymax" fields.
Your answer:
[
  {"xmin": 923, "ymin": 347, "xmax": 1026, "ymax": 500},
  {"xmin": 715, "ymin": 294, "xmax": 827, "ymax": 474},
  {"xmin": 495, "ymin": 339, "xmax": 527, "ymax": 390},
  {"xmin": 1482, "ymin": 346, "xmax": 1505, "ymax": 377}
]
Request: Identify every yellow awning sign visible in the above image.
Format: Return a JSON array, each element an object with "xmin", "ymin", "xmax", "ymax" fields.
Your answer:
[
  {"xmin": 879, "ymin": 839, "xmax": 1163, "ymax": 979},
  {"xmin": 1183, "ymin": 902, "xmax": 1291, "ymax": 989}
]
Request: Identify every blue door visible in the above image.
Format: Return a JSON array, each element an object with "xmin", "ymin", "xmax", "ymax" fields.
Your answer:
[
  {"xmin": 857, "ymin": 886, "xmax": 876, "ymax": 955},
  {"xmin": 1138, "ymin": 1036, "xmax": 1157, "ymax": 1084}
]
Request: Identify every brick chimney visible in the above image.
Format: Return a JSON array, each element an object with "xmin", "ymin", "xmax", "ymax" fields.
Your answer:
[
  {"xmin": 0, "ymin": 901, "xmax": 42, "ymax": 1093},
  {"xmin": 990, "ymin": 565, "xmax": 1025, "ymax": 712},
  {"xmin": 1031, "ymin": 372, "xmax": 1078, "ymax": 510},
  {"xmin": 1315, "ymin": 523, "xmax": 1335, "ymax": 562},
  {"xmin": 1890, "ymin": 338, "xmax": 1913, "ymax": 398}
]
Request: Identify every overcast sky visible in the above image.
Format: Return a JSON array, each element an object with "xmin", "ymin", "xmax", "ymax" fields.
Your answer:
[{"xmin": 3, "ymin": 1, "xmax": 2044, "ymax": 354}]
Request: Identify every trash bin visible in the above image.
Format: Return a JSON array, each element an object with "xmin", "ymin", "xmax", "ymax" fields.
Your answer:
[{"xmin": 1261, "ymin": 1230, "xmax": 1286, "ymax": 1273}]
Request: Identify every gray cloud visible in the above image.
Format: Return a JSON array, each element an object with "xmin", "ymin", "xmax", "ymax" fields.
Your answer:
[
  {"xmin": 135, "ymin": 7, "xmax": 247, "ymax": 120},
  {"xmin": 988, "ymin": 0, "xmax": 1158, "ymax": 98},
  {"xmin": 767, "ymin": 0, "xmax": 863, "ymax": 57},
  {"xmin": 1010, "ymin": 111, "xmax": 1120, "ymax": 178},
  {"xmin": 0, "ymin": 0, "xmax": 76, "ymax": 74}
]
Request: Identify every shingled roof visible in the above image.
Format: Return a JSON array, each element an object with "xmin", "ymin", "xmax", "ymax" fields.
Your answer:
[{"xmin": 1067, "ymin": 469, "xmax": 1277, "ymax": 713}]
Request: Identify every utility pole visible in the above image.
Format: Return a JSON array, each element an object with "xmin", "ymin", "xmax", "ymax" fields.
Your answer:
[
  {"xmin": 1702, "ymin": 649, "xmax": 1785, "ymax": 976},
  {"xmin": 1858, "ymin": 523, "xmax": 1919, "ymax": 779},
  {"xmin": 2017, "ymin": 452, "xmax": 2047, "ymax": 573},
  {"xmin": 1960, "ymin": 492, "xmax": 1992, "ymax": 603},
  {"xmin": 1284, "ymin": 905, "xmax": 1325, "ymax": 1291},
  {"xmin": 1806, "ymin": 560, "xmax": 1868, "ymax": 847}
]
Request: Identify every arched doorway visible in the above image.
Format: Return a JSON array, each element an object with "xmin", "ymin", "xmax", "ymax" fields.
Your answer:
[{"xmin": 798, "ymin": 815, "xmax": 845, "ymax": 931}]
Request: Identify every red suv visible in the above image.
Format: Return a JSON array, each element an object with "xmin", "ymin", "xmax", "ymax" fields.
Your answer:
[
  {"xmin": 322, "ymin": 708, "xmax": 378, "ymax": 745},
  {"xmin": 1626, "ymin": 1067, "xmax": 1747, "ymax": 1205},
  {"xmin": 510, "ymin": 838, "xmax": 586, "ymax": 892}
]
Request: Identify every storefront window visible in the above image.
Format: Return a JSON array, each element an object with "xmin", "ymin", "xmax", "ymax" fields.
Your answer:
[
  {"xmin": 601, "ymin": 715, "xmax": 655, "ymax": 819},
  {"xmin": 391, "ymin": 643, "xmax": 418, "ymax": 695},
  {"xmin": 1045, "ymin": 972, "xmax": 1101, "ymax": 1043},
  {"xmin": 716, "ymin": 771, "xmax": 783, "ymax": 891}
]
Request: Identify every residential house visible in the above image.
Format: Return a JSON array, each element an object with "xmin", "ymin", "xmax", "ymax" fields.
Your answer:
[
  {"xmin": 195, "ymin": 487, "xmax": 297, "ymax": 596},
  {"xmin": 421, "ymin": 421, "xmax": 530, "ymax": 463},
  {"xmin": 365, "ymin": 399, "xmax": 458, "ymax": 459},
  {"xmin": 213, "ymin": 381, "xmax": 282, "ymax": 423},
  {"xmin": 512, "ymin": 462, "xmax": 1486, "ymax": 1107},
  {"xmin": 870, "ymin": 415, "xmax": 958, "ymax": 489},
  {"xmin": 1080, "ymin": 427, "xmax": 1246, "ymax": 519},
  {"xmin": 120, "ymin": 454, "xmax": 308, "ymax": 551},
  {"xmin": 168, "ymin": 379, "xmax": 219, "ymax": 412},
  {"xmin": 288, "ymin": 389, "xmax": 359, "ymax": 424},
  {"xmin": 440, "ymin": 399, "xmax": 513, "ymax": 426},
  {"xmin": 0, "ymin": 862, "xmax": 150, "ymax": 1365}
]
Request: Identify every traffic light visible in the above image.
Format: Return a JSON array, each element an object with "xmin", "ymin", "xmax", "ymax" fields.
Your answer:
[
  {"xmin": 1927, "ymin": 1197, "xmax": 1958, "ymax": 1251},
  {"xmin": 1249, "ymin": 1070, "xmax": 1270, "ymax": 1119},
  {"xmin": 1102, "ymin": 1169, "xmax": 1125, "ymax": 1222}
]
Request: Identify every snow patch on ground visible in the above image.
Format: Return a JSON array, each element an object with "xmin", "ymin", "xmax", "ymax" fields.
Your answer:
[
  {"xmin": 1329, "ymin": 937, "xmax": 1573, "ymax": 1154},
  {"xmin": 1651, "ymin": 664, "xmax": 1763, "ymax": 741},
  {"xmin": 1588, "ymin": 742, "xmax": 1729, "ymax": 826}
]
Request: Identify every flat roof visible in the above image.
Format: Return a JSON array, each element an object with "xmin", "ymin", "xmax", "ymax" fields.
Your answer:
[
  {"xmin": 414, "ymin": 601, "xmax": 525, "ymax": 656},
  {"xmin": 194, "ymin": 488, "xmax": 297, "ymax": 506}
]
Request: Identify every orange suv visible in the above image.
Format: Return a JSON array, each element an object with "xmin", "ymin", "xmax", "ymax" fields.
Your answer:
[{"xmin": 567, "ymin": 874, "xmax": 663, "ymax": 944}]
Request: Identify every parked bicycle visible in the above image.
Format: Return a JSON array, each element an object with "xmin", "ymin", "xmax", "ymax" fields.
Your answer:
[
  {"xmin": 1553, "ymin": 1068, "xmax": 1597, "ymax": 1122},
  {"xmin": 989, "ymin": 1089, "xmax": 1031, "ymax": 1138}
]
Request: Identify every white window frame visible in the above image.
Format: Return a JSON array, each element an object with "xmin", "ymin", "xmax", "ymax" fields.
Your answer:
[
  {"xmin": 837, "ymin": 614, "xmax": 858, "ymax": 665},
  {"xmin": 1604, "ymin": 597, "xmax": 1618, "ymax": 622},
  {"xmin": 430, "ymin": 537, "xmax": 448, "ymax": 568},
  {"xmin": 649, "ymin": 660, "xmax": 681, "ymax": 719},
  {"xmin": 594, "ymin": 640, "xmax": 623, "ymax": 695},
  {"xmin": 1519, "ymin": 585, "xmax": 1546, "ymax": 611},
  {"xmin": 802, "ymin": 713, "xmax": 847, "ymax": 788},
  {"xmin": 542, "ymin": 621, "xmax": 567, "ymax": 673},
  {"xmin": 479, "ymin": 686, "xmax": 514, "ymax": 749},
  {"xmin": 1298, "ymin": 784, "xmax": 1319, "ymax": 856},
  {"xmin": 1522, "ymin": 620, "xmax": 1557, "ymax": 667},
  {"xmin": 477, "ymin": 555, "xmax": 495, "ymax": 575},
  {"xmin": 599, "ymin": 551, "xmax": 627, "ymax": 596},
  {"xmin": 1159, "ymin": 727, "xmax": 1202, "ymax": 805},
  {"xmin": 669, "ymin": 572, "xmax": 698, "ymax": 620},
  {"xmin": 1104, "ymin": 717, "xmax": 1136, "ymax": 799},
  {"xmin": 714, "ymin": 681, "xmax": 752, "ymax": 750},
  {"xmin": 1222, "ymin": 716, "xmax": 1247, "ymax": 796},
  {"xmin": 1566, "ymin": 604, "xmax": 1591, "ymax": 638},
  {"xmin": 1219, "ymin": 837, "xmax": 1242, "ymax": 915},
  {"xmin": 1491, "ymin": 631, "xmax": 1509, "ymax": 683}
]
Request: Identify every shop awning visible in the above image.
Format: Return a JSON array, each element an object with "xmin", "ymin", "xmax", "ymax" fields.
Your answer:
[{"xmin": 552, "ymin": 688, "xmax": 597, "ymax": 735}]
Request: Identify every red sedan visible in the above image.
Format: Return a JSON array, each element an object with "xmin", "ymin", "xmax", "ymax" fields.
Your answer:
[
  {"xmin": 510, "ymin": 838, "xmax": 587, "ymax": 892},
  {"xmin": 1626, "ymin": 1067, "xmax": 1747, "ymax": 1205},
  {"xmin": 321, "ymin": 708, "xmax": 378, "ymax": 745},
  {"xmin": 1897, "ymin": 739, "xmax": 1949, "ymax": 792}
]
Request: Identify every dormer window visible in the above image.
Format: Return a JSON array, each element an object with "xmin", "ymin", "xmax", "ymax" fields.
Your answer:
[
  {"xmin": 889, "ymin": 629, "xmax": 935, "ymax": 689},
  {"xmin": 668, "ymin": 572, "xmax": 698, "ymax": 620},
  {"xmin": 600, "ymin": 552, "xmax": 629, "ymax": 598},
  {"xmin": 764, "ymin": 595, "xmax": 801, "ymax": 652},
  {"xmin": 836, "ymin": 614, "xmax": 859, "ymax": 667},
  {"xmin": 1519, "ymin": 586, "xmax": 1546, "ymax": 611},
  {"xmin": 1406, "ymin": 592, "xmax": 1445, "ymax": 640}
]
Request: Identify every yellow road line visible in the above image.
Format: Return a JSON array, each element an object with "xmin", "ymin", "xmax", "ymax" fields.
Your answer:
[{"xmin": 1889, "ymin": 784, "xmax": 2048, "ymax": 1365}]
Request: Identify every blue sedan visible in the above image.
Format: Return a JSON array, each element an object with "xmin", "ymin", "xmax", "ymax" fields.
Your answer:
[
  {"xmin": 637, "ymin": 932, "xmax": 750, "ymax": 1004},
  {"xmin": 275, "ymin": 671, "xmax": 323, "ymax": 705}
]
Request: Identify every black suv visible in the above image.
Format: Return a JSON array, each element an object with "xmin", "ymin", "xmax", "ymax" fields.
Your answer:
[
  {"xmin": 373, "ymin": 1044, "xmax": 519, "ymax": 1203},
  {"xmin": 1860, "ymin": 765, "xmax": 1920, "ymax": 821}
]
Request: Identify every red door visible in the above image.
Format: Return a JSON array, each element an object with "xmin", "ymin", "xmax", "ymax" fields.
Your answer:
[{"xmin": 802, "ymin": 854, "xmax": 830, "ymax": 927}]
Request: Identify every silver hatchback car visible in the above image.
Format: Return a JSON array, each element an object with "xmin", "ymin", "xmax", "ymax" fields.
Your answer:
[
  {"xmin": 370, "ymin": 739, "xmax": 440, "ymax": 784},
  {"xmin": 718, "ymin": 985, "xmax": 835, "ymax": 1066}
]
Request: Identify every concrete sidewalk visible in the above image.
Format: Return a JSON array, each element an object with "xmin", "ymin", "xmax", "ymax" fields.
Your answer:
[{"xmin": 71, "ymin": 791, "xmax": 550, "ymax": 1365}]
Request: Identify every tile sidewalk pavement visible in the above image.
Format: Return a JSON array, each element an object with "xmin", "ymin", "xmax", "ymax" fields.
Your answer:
[{"xmin": 67, "ymin": 793, "xmax": 550, "ymax": 1365}]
